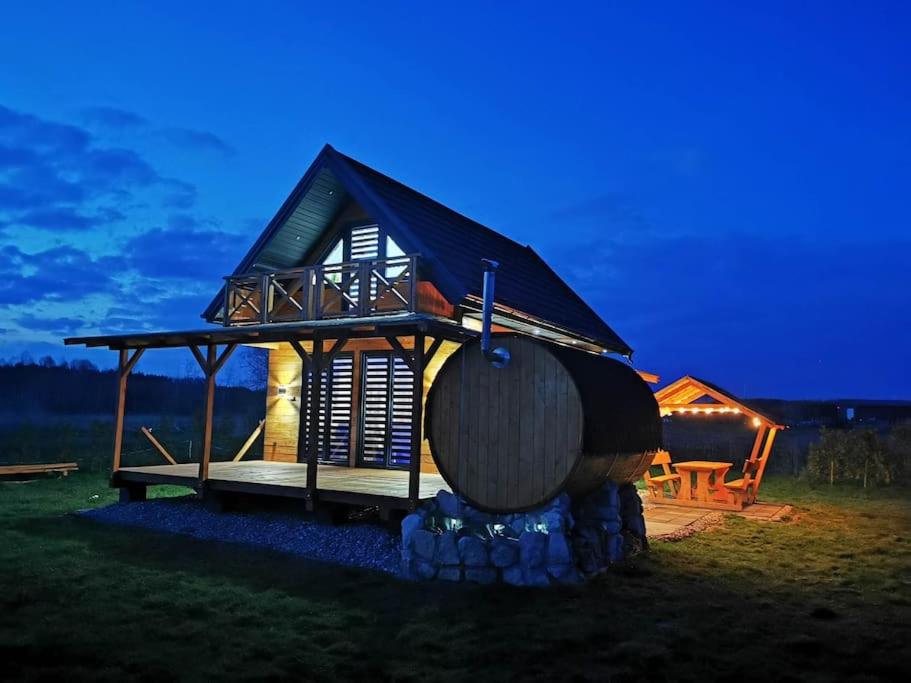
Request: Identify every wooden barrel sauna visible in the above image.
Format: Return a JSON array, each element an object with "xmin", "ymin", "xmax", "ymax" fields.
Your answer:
[{"xmin": 425, "ymin": 334, "xmax": 662, "ymax": 513}]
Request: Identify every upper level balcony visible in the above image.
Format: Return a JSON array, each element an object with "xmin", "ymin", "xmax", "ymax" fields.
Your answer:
[{"xmin": 221, "ymin": 254, "xmax": 419, "ymax": 326}]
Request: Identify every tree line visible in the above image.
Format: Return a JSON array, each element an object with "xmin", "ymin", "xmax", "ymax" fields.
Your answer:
[{"xmin": 0, "ymin": 357, "xmax": 264, "ymax": 416}]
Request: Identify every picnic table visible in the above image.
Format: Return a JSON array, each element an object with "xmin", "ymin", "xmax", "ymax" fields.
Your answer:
[{"xmin": 673, "ymin": 460, "xmax": 733, "ymax": 504}]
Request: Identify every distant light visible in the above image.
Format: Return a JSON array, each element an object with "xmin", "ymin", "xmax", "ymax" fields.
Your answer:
[{"xmin": 752, "ymin": 417, "xmax": 762, "ymax": 427}]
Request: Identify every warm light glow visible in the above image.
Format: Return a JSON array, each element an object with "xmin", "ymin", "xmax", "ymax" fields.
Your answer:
[{"xmin": 752, "ymin": 417, "xmax": 761, "ymax": 427}]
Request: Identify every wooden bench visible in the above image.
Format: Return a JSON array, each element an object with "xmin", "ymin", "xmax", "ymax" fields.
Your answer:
[
  {"xmin": 718, "ymin": 426, "xmax": 777, "ymax": 506},
  {"xmin": 642, "ymin": 450, "xmax": 681, "ymax": 499},
  {"xmin": 0, "ymin": 462, "xmax": 79, "ymax": 478}
]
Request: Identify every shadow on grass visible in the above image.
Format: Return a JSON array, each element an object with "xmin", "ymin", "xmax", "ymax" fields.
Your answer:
[{"xmin": 2, "ymin": 477, "xmax": 910, "ymax": 681}]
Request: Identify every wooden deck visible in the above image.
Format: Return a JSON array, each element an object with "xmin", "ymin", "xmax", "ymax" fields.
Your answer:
[{"xmin": 114, "ymin": 460, "xmax": 450, "ymax": 509}]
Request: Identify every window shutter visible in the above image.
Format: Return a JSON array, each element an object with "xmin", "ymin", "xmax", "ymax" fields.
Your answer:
[
  {"xmin": 304, "ymin": 353, "xmax": 354, "ymax": 464},
  {"xmin": 358, "ymin": 351, "xmax": 414, "ymax": 468}
]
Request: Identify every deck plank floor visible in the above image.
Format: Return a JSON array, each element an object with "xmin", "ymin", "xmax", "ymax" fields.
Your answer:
[{"xmin": 117, "ymin": 460, "xmax": 451, "ymax": 502}]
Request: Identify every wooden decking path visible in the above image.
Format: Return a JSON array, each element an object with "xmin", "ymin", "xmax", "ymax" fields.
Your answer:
[{"xmin": 116, "ymin": 460, "xmax": 450, "ymax": 506}]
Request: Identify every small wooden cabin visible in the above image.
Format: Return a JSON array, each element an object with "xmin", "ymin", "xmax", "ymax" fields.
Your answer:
[{"xmin": 66, "ymin": 145, "xmax": 654, "ymax": 513}]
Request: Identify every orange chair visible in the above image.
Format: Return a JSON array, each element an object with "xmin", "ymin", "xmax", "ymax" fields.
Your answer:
[
  {"xmin": 643, "ymin": 450, "xmax": 681, "ymax": 499},
  {"xmin": 721, "ymin": 449, "xmax": 770, "ymax": 507}
]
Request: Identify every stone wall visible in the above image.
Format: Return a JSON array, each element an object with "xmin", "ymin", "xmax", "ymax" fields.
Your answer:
[{"xmin": 401, "ymin": 482, "xmax": 647, "ymax": 586}]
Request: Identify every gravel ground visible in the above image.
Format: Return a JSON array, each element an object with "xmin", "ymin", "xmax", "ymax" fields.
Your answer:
[{"xmin": 78, "ymin": 497, "xmax": 403, "ymax": 575}]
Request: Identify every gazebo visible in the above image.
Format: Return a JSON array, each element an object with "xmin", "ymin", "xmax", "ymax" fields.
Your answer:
[{"xmin": 645, "ymin": 376, "xmax": 785, "ymax": 510}]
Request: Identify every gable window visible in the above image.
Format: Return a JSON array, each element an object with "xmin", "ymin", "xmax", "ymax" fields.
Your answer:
[
  {"xmin": 320, "ymin": 223, "xmax": 404, "ymax": 266},
  {"xmin": 319, "ymin": 223, "xmax": 406, "ymax": 289}
]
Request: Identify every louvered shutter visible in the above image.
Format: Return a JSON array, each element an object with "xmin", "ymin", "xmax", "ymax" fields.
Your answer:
[
  {"xmin": 358, "ymin": 352, "xmax": 415, "ymax": 468},
  {"xmin": 303, "ymin": 353, "xmax": 354, "ymax": 464}
]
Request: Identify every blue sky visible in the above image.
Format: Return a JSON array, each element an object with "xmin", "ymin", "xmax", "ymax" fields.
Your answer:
[{"xmin": 0, "ymin": 1, "xmax": 908, "ymax": 398}]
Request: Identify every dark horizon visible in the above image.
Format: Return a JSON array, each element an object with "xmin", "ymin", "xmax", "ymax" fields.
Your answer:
[{"xmin": 1, "ymin": 2, "xmax": 908, "ymax": 400}]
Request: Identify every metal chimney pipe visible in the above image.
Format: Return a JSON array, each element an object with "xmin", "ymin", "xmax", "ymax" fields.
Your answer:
[{"xmin": 480, "ymin": 259, "xmax": 510, "ymax": 368}]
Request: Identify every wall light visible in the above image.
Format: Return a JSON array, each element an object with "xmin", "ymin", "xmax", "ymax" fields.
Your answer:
[{"xmin": 277, "ymin": 385, "xmax": 296, "ymax": 402}]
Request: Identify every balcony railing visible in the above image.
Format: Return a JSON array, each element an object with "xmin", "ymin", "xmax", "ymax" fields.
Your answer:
[{"xmin": 222, "ymin": 254, "xmax": 418, "ymax": 326}]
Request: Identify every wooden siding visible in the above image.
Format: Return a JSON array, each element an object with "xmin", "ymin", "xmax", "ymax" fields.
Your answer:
[
  {"xmin": 264, "ymin": 343, "xmax": 309, "ymax": 462},
  {"xmin": 264, "ymin": 337, "xmax": 460, "ymax": 473}
]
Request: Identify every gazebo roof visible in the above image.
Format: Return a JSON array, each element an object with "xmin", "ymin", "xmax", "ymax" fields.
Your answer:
[{"xmin": 654, "ymin": 375, "xmax": 786, "ymax": 429}]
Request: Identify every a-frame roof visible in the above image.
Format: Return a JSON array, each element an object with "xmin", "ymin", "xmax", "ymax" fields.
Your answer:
[
  {"xmin": 654, "ymin": 375, "xmax": 785, "ymax": 428},
  {"xmin": 203, "ymin": 144, "xmax": 632, "ymax": 355}
]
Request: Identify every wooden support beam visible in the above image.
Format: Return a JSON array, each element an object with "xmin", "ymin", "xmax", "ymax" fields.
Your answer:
[
  {"xmin": 123, "ymin": 347, "xmax": 145, "ymax": 375},
  {"xmin": 386, "ymin": 335, "xmax": 416, "ymax": 373},
  {"xmin": 752, "ymin": 427, "xmax": 778, "ymax": 497},
  {"xmin": 288, "ymin": 339, "xmax": 312, "ymax": 370},
  {"xmin": 233, "ymin": 419, "xmax": 265, "ymax": 462},
  {"xmin": 140, "ymin": 427, "xmax": 178, "ymax": 465},
  {"xmin": 408, "ymin": 333, "xmax": 425, "ymax": 507},
  {"xmin": 112, "ymin": 348, "xmax": 144, "ymax": 471},
  {"xmin": 212, "ymin": 343, "xmax": 237, "ymax": 375},
  {"xmin": 746, "ymin": 424, "xmax": 767, "ymax": 467},
  {"xmin": 323, "ymin": 335, "xmax": 349, "ymax": 366},
  {"xmin": 198, "ymin": 344, "xmax": 217, "ymax": 487},
  {"xmin": 188, "ymin": 345, "xmax": 207, "ymax": 373},
  {"xmin": 305, "ymin": 338, "xmax": 324, "ymax": 502},
  {"xmin": 424, "ymin": 337, "xmax": 443, "ymax": 367}
]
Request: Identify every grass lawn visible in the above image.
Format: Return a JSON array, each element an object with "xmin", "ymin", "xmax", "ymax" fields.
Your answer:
[{"xmin": 1, "ymin": 474, "xmax": 909, "ymax": 682}]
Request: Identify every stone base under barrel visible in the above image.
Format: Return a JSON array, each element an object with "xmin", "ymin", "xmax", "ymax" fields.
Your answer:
[{"xmin": 401, "ymin": 482, "xmax": 647, "ymax": 586}]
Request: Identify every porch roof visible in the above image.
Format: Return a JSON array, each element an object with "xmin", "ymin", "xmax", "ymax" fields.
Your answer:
[{"xmin": 64, "ymin": 313, "xmax": 474, "ymax": 350}]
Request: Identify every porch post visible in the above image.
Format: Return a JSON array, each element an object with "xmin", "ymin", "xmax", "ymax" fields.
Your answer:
[
  {"xmin": 306, "ymin": 338, "xmax": 324, "ymax": 501},
  {"xmin": 199, "ymin": 344, "xmax": 217, "ymax": 485},
  {"xmin": 192, "ymin": 343, "xmax": 236, "ymax": 488},
  {"xmin": 408, "ymin": 333, "xmax": 425, "ymax": 507},
  {"xmin": 112, "ymin": 347, "xmax": 144, "ymax": 471}
]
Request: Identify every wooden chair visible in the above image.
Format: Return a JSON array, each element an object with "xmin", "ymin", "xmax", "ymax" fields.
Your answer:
[
  {"xmin": 721, "ymin": 451, "xmax": 769, "ymax": 507},
  {"xmin": 643, "ymin": 450, "xmax": 681, "ymax": 499}
]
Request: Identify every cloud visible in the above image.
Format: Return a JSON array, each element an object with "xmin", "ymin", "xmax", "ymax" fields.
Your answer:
[
  {"xmin": 161, "ymin": 127, "xmax": 235, "ymax": 156},
  {"xmin": 15, "ymin": 206, "xmax": 126, "ymax": 231},
  {"xmin": 0, "ymin": 105, "xmax": 90, "ymax": 157},
  {"xmin": 15, "ymin": 313, "xmax": 87, "ymax": 336},
  {"xmin": 79, "ymin": 106, "xmax": 149, "ymax": 130},
  {"xmin": 0, "ymin": 244, "xmax": 119, "ymax": 305},
  {"xmin": 155, "ymin": 176, "xmax": 196, "ymax": 209},
  {"xmin": 0, "ymin": 104, "xmax": 195, "ymax": 233},
  {"xmin": 121, "ymin": 224, "xmax": 240, "ymax": 282}
]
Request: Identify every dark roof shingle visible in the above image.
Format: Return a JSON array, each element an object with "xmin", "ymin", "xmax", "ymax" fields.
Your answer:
[{"xmin": 332, "ymin": 149, "xmax": 631, "ymax": 354}]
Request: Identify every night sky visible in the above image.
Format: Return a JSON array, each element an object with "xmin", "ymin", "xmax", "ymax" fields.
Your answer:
[{"xmin": 1, "ymin": 1, "xmax": 908, "ymax": 398}]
